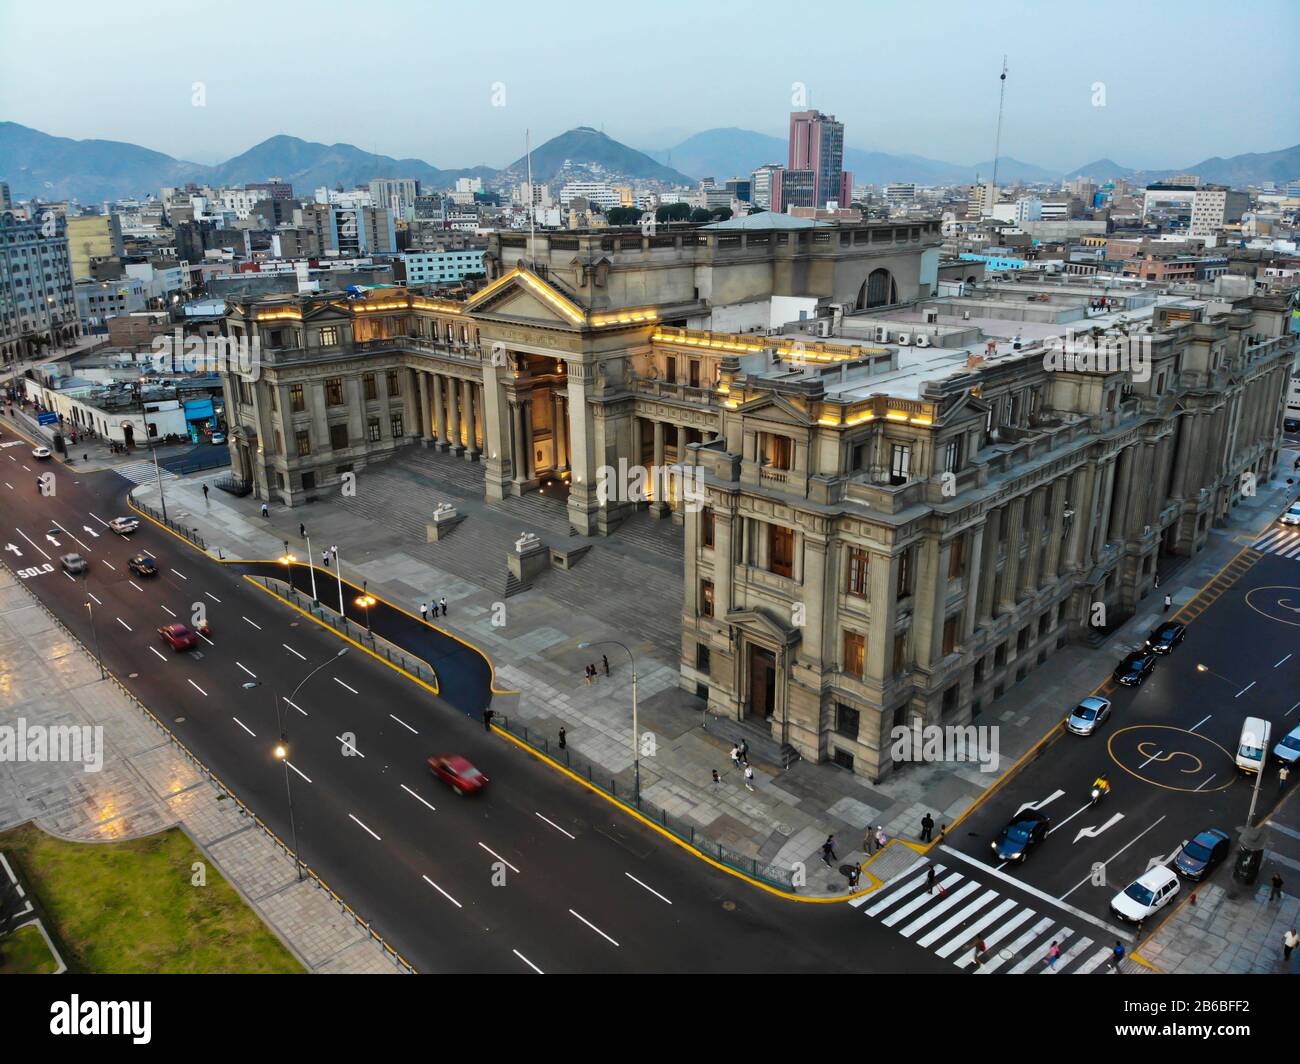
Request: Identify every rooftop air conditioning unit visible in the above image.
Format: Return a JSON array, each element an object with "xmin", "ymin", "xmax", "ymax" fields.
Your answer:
[
  {"xmin": 817, "ymin": 319, "xmax": 832, "ymax": 338},
  {"xmin": 896, "ymin": 332, "xmax": 912, "ymax": 346},
  {"xmin": 915, "ymin": 334, "xmax": 931, "ymax": 348},
  {"xmin": 875, "ymin": 326, "xmax": 891, "ymax": 342}
]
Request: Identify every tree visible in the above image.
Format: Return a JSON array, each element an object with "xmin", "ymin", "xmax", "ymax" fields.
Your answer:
[
  {"xmin": 607, "ymin": 207, "xmax": 640, "ymax": 226},
  {"xmin": 656, "ymin": 203, "xmax": 691, "ymax": 223},
  {"xmin": 689, "ymin": 208, "xmax": 713, "ymax": 224},
  {"xmin": 710, "ymin": 207, "xmax": 733, "ymax": 222}
]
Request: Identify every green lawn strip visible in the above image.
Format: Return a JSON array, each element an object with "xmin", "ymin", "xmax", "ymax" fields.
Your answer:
[
  {"xmin": 0, "ymin": 922, "xmax": 60, "ymax": 974},
  {"xmin": 0, "ymin": 823, "xmax": 303, "ymax": 974}
]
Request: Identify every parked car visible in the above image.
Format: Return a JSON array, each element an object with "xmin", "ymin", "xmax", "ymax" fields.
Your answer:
[
  {"xmin": 128, "ymin": 553, "xmax": 158, "ymax": 576},
  {"xmin": 1279, "ymin": 502, "xmax": 1300, "ymax": 528},
  {"xmin": 157, "ymin": 623, "xmax": 198, "ymax": 651},
  {"xmin": 991, "ymin": 808, "xmax": 1050, "ymax": 863},
  {"xmin": 210, "ymin": 432, "xmax": 226, "ymax": 445},
  {"xmin": 1065, "ymin": 695, "xmax": 1112, "ymax": 736},
  {"xmin": 1272, "ymin": 722, "xmax": 1300, "ymax": 766},
  {"xmin": 31, "ymin": 446, "xmax": 51, "ymax": 459},
  {"xmin": 427, "ymin": 754, "xmax": 489, "ymax": 796},
  {"xmin": 1113, "ymin": 650, "xmax": 1157, "ymax": 687},
  {"xmin": 1284, "ymin": 416, "xmax": 1300, "ymax": 433},
  {"xmin": 59, "ymin": 553, "xmax": 88, "ymax": 575},
  {"xmin": 1144, "ymin": 621, "xmax": 1186, "ymax": 655},
  {"xmin": 1172, "ymin": 829, "xmax": 1231, "ymax": 881},
  {"xmin": 1111, "ymin": 865, "xmax": 1180, "ymax": 922},
  {"xmin": 109, "ymin": 516, "xmax": 140, "ymax": 535}
]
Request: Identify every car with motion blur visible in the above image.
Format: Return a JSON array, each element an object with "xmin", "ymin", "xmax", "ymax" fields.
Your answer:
[
  {"xmin": 1144, "ymin": 621, "xmax": 1186, "ymax": 655},
  {"xmin": 31, "ymin": 446, "xmax": 51, "ymax": 459},
  {"xmin": 1113, "ymin": 650, "xmax": 1157, "ymax": 687},
  {"xmin": 1272, "ymin": 722, "xmax": 1300, "ymax": 766},
  {"xmin": 1111, "ymin": 865, "xmax": 1180, "ymax": 922},
  {"xmin": 59, "ymin": 553, "xmax": 88, "ymax": 575},
  {"xmin": 991, "ymin": 808, "xmax": 1050, "ymax": 863},
  {"xmin": 210, "ymin": 432, "xmax": 226, "ymax": 445},
  {"xmin": 157, "ymin": 623, "xmax": 199, "ymax": 651},
  {"xmin": 1065, "ymin": 696, "xmax": 1112, "ymax": 736},
  {"xmin": 427, "ymin": 754, "xmax": 489, "ymax": 796},
  {"xmin": 1280, "ymin": 502, "xmax": 1300, "ymax": 527},
  {"xmin": 1172, "ymin": 829, "xmax": 1231, "ymax": 881},
  {"xmin": 108, "ymin": 516, "xmax": 140, "ymax": 535},
  {"xmin": 128, "ymin": 553, "xmax": 158, "ymax": 576}
]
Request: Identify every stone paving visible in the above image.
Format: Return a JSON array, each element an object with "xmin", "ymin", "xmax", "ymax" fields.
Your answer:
[
  {"xmin": 0, "ymin": 563, "xmax": 400, "ymax": 973},
  {"xmin": 124, "ymin": 439, "xmax": 1300, "ymax": 901}
]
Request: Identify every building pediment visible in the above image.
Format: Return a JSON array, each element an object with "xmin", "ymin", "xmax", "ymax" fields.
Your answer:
[
  {"xmin": 465, "ymin": 267, "xmax": 587, "ymax": 329},
  {"xmin": 735, "ymin": 391, "xmax": 816, "ymax": 427},
  {"xmin": 725, "ymin": 608, "xmax": 803, "ymax": 648}
]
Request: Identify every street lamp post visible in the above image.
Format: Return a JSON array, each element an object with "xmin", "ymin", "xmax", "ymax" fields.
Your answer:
[
  {"xmin": 1196, "ymin": 662, "xmax": 1267, "ymax": 827},
  {"xmin": 579, "ymin": 639, "xmax": 639, "ymax": 804},
  {"xmin": 84, "ymin": 597, "xmax": 104, "ymax": 679},
  {"xmin": 303, "ymin": 530, "xmax": 318, "ymax": 603},
  {"xmin": 355, "ymin": 594, "xmax": 376, "ymax": 641},
  {"xmin": 332, "ymin": 544, "xmax": 343, "ymax": 616}
]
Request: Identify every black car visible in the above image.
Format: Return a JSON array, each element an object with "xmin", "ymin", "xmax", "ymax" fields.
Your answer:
[
  {"xmin": 991, "ymin": 808, "xmax": 1051, "ymax": 863},
  {"xmin": 1144, "ymin": 621, "xmax": 1186, "ymax": 655},
  {"xmin": 1173, "ymin": 829, "xmax": 1230, "ymax": 881},
  {"xmin": 128, "ymin": 553, "xmax": 158, "ymax": 576},
  {"xmin": 1284, "ymin": 416, "xmax": 1299, "ymax": 433},
  {"xmin": 1113, "ymin": 650, "xmax": 1157, "ymax": 687}
]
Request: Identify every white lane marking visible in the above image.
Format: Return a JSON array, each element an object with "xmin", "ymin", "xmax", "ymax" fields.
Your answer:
[
  {"xmin": 1045, "ymin": 802, "xmax": 1092, "ymax": 836},
  {"xmin": 1287, "ymin": 700, "xmax": 1300, "ymax": 718},
  {"xmin": 1060, "ymin": 816, "xmax": 1169, "ymax": 901},
  {"xmin": 128, "ymin": 580, "xmax": 144, "ymax": 592},
  {"xmin": 160, "ymin": 605, "xmax": 176, "ymax": 617},
  {"xmin": 422, "ymin": 875, "xmax": 461, "ymax": 908},
  {"xmin": 388, "ymin": 713, "xmax": 417, "ymax": 734},
  {"xmin": 569, "ymin": 909, "xmax": 619, "ymax": 946},
  {"xmin": 1236, "ymin": 681, "xmax": 1256, "ymax": 699},
  {"xmin": 348, "ymin": 813, "xmax": 381, "ymax": 841},
  {"xmin": 242, "ymin": 616, "xmax": 261, "ymax": 630},
  {"xmin": 232, "ymin": 717, "xmax": 256, "ymax": 737},
  {"xmin": 535, "ymin": 812, "xmax": 575, "ymax": 839},
  {"xmin": 401, "ymin": 784, "xmax": 435, "ymax": 812},
  {"xmin": 624, "ymin": 872, "xmax": 672, "ymax": 905},
  {"xmin": 51, "ymin": 522, "xmax": 91, "ymax": 551},
  {"xmin": 477, "ymin": 842, "xmax": 519, "ymax": 874},
  {"xmin": 3, "ymin": 482, "xmax": 11, "ymax": 490},
  {"xmin": 63, "ymin": 571, "xmax": 74, "ymax": 582},
  {"xmin": 101, "ymin": 560, "xmax": 115, "ymax": 571},
  {"xmin": 116, "ymin": 618, "xmax": 132, "ymax": 631},
  {"xmin": 197, "ymin": 631, "xmax": 213, "ymax": 646},
  {"xmin": 512, "ymin": 949, "xmax": 543, "ymax": 974},
  {"xmin": 284, "ymin": 697, "xmax": 307, "ymax": 717},
  {"xmin": 150, "ymin": 647, "xmax": 168, "ymax": 661},
  {"xmin": 237, "ymin": 662, "xmax": 256, "ymax": 678},
  {"xmin": 1138, "ymin": 747, "xmax": 1166, "ymax": 770},
  {"xmin": 205, "ymin": 592, "xmax": 221, "ymax": 603},
  {"xmin": 188, "ymin": 679, "xmax": 208, "ymax": 697},
  {"xmin": 86, "ymin": 592, "xmax": 101, "ymax": 605},
  {"xmin": 334, "ymin": 677, "xmax": 358, "ymax": 694},
  {"xmin": 90, "ymin": 513, "xmax": 109, "ymax": 527},
  {"xmin": 14, "ymin": 528, "xmax": 51, "ymax": 560},
  {"xmin": 1194, "ymin": 773, "xmax": 1218, "ymax": 792},
  {"xmin": 1277, "ymin": 654, "xmax": 1293, "ymax": 668},
  {"xmin": 286, "ymin": 761, "xmax": 311, "ymax": 783},
  {"xmin": 1189, "ymin": 714, "xmax": 1212, "ymax": 733},
  {"xmin": 170, "ymin": 568, "xmax": 187, "ymax": 580},
  {"xmin": 283, "ymin": 643, "xmax": 305, "ymax": 660},
  {"xmin": 336, "ymin": 734, "xmax": 363, "ymax": 757}
]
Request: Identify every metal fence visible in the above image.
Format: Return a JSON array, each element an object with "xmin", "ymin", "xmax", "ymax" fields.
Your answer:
[
  {"xmin": 165, "ymin": 451, "xmax": 232, "ymax": 476},
  {"xmin": 491, "ymin": 713, "xmax": 795, "ymax": 891},
  {"xmin": 214, "ymin": 474, "xmax": 252, "ymax": 496},
  {"xmin": 131, "ymin": 497, "xmax": 206, "ymax": 550}
]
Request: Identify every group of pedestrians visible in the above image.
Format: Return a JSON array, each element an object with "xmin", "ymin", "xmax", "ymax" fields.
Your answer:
[
  {"xmin": 582, "ymin": 654, "xmax": 610, "ymax": 685},
  {"xmin": 419, "ymin": 598, "xmax": 448, "ymax": 620}
]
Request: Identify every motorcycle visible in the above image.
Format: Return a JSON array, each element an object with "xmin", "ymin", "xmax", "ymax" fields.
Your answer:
[{"xmin": 1090, "ymin": 784, "xmax": 1109, "ymax": 806}]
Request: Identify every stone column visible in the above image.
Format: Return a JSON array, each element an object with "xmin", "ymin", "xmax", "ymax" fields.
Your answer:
[
  {"xmin": 1042, "ymin": 478, "xmax": 1068, "ymax": 581},
  {"xmin": 1108, "ymin": 447, "xmax": 1134, "ymax": 542},
  {"xmin": 1020, "ymin": 487, "xmax": 1047, "ymax": 595},
  {"xmin": 552, "ymin": 391, "xmax": 567, "ymax": 470},
  {"xmin": 962, "ymin": 522, "xmax": 985, "ymax": 638},
  {"xmin": 801, "ymin": 533, "xmax": 829, "ymax": 667},
  {"xmin": 652, "ymin": 419, "xmax": 666, "ymax": 515},
  {"xmin": 446, "ymin": 376, "xmax": 462, "ymax": 455},
  {"xmin": 977, "ymin": 506, "xmax": 1002, "ymax": 623},
  {"xmin": 432, "ymin": 372, "xmax": 446, "ymax": 449},
  {"xmin": 418, "ymin": 371, "xmax": 432, "ymax": 445},
  {"xmin": 510, "ymin": 400, "xmax": 525, "ymax": 484},
  {"xmin": 998, "ymin": 497, "xmax": 1025, "ymax": 612},
  {"xmin": 714, "ymin": 510, "xmax": 735, "ymax": 618},
  {"xmin": 521, "ymin": 399, "xmax": 534, "ymax": 480},
  {"xmin": 462, "ymin": 378, "xmax": 477, "ymax": 460}
]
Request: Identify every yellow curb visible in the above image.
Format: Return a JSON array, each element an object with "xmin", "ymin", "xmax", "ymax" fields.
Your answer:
[
  {"xmin": 242, "ymin": 575, "xmax": 441, "ymax": 697},
  {"xmin": 1129, "ymin": 951, "xmax": 1163, "ymax": 973}
]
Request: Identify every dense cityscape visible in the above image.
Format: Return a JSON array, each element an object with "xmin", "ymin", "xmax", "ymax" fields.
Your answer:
[{"xmin": 0, "ymin": 0, "xmax": 1297, "ymax": 1042}]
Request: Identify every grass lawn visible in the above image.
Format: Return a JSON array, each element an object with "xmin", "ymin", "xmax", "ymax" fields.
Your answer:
[
  {"xmin": 0, "ymin": 823, "xmax": 303, "ymax": 974},
  {"xmin": 0, "ymin": 922, "xmax": 60, "ymax": 974}
]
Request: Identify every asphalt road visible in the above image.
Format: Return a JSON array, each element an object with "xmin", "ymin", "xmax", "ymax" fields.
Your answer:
[{"xmin": 1, "ymin": 432, "xmax": 945, "ymax": 974}]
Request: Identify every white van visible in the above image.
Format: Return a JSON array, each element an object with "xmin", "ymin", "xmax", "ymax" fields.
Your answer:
[{"xmin": 1236, "ymin": 717, "xmax": 1271, "ymax": 774}]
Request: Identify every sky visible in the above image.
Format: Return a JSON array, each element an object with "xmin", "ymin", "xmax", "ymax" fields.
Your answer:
[{"xmin": 2, "ymin": 0, "xmax": 1298, "ymax": 172}]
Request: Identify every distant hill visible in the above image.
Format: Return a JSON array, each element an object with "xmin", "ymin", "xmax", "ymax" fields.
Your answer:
[
  {"xmin": 501, "ymin": 127, "xmax": 693, "ymax": 186},
  {"xmin": 1066, "ymin": 145, "xmax": 1300, "ymax": 188},
  {"xmin": 647, "ymin": 127, "xmax": 787, "ymax": 181}
]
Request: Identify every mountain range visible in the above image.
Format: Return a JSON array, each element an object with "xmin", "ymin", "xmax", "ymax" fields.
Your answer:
[{"xmin": 2, "ymin": 120, "xmax": 1295, "ymax": 205}]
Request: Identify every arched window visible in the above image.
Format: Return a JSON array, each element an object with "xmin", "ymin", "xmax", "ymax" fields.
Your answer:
[{"xmin": 863, "ymin": 268, "xmax": 897, "ymax": 309}]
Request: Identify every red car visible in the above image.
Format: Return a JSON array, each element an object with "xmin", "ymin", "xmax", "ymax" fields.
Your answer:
[
  {"xmin": 427, "ymin": 754, "xmax": 488, "ymax": 795},
  {"xmin": 158, "ymin": 623, "xmax": 199, "ymax": 651}
]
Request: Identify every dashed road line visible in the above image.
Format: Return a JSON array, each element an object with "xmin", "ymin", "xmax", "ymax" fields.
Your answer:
[
  {"xmin": 422, "ymin": 875, "xmax": 461, "ymax": 908},
  {"xmin": 569, "ymin": 909, "xmax": 619, "ymax": 946},
  {"xmin": 232, "ymin": 717, "xmax": 256, "ymax": 737},
  {"xmin": 349, "ymin": 813, "xmax": 381, "ymax": 841},
  {"xmin": 401, "ymin": 784, "xmax": 435, "ymax": 812}
]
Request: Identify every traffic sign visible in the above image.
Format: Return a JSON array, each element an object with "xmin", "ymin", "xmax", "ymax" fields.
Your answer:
[{"xmin": 37, "ymin": 412, "xmax": 58, "ymax": 426}]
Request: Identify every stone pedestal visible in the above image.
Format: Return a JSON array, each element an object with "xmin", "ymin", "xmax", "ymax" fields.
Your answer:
[
  {"xmin": 426, "ymin": 502, "xmax": 465, "ymax": 542},
  {"xmin": 509, "ymin": 531, "xmax": 550, "ymax": 582}
]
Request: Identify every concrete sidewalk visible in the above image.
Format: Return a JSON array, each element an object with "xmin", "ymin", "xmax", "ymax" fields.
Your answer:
[{"xmin": 128, "ymin": 441, "xmax": 1300, "ymax": 896}]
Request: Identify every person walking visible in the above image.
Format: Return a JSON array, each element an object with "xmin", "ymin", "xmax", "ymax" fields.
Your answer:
[
  {"xmin": 920, "ymin": 812, "xmax": 935, "ymax": 843},
  {"xmin": 744, "ymin": 764, "xmax": 755, "ymax": 791},
  {"xmin": 261, "ymin": 502, "xmax": 269, "ymax": 518},
  {"xmin": 1163, "ymin": 593, "xmax": 1172, "ymax": 612},
  {"xmin": 1108, "ymin": 940, "xmax": 1126, "ymax": 972},
  {"xmin": 865, "ymin": 829, "xmax": 877, "ymax": 855},
  {"xmin": 439, "ymin": 596, "xmax": 447, "ymax": 616},
  {"xmin": 1044, "ymin": 941, "xmax": 1062, "ymax": 969},
  {"xmin": 711, "ymin": 769, "xmax": 721, "ymax": 788},
  {"xmin": 322, "ymin": 549, "xmax": 330, "ymax": 568},
  {"xmin": 1153, "ymin": 572, "xmax": 1160, "ymax": 589},
  {"xmin": 968, "ymin": 937, "xmax": 986, "ymax": 971},
  {"xmin": 1284, "ymin": 928, "xmax": 1298, "ymax": 963},
  {"xmin": 601, "ymin": 654, "xmax": 609, "ymax": 676},
  {"xmin": 584, "ymin": 664, "xmax": 594, "ymax": 686},
  {"xmin": 847, "ymin": 864, "xmax": 861, "ymax": 889},
  {"xmin": 875, "ymin": 826, "xmax": 888, "ymax": 851},
  {"xmin": 730, "ymin": 745, "xmax": 742, "ymax": 769},
  {"xmin": 483, "ymin": 708, "xmax": 494, "ymax": 732},
  {"xmin": 738, "ymin": 739, "xmax": 749, "ymax": 764},
  {"xmin": 1280, "ymin": 763, "xmax": 1291, "ymax": 792},
  {"xmin": 299, "ymin": 522, "xmax": 306, "ymax": 539},
  {"xmin": 821, "ymin": 835, "xmax": 837, "ymax": 866},
  {"xmin": 1270, "ymin": 873, "xmax": 1285, "ymax": 901},
  {"xmin": 202, "ymin": 483, "xmax": 209, "ymax": 503},
  {"xmin": 558, "ymin": 727, "xmax": 566, "ymax": 750},
  {"xmin": 420, "ymin": 602, "xmax": 428, "ymax": 621},
  {"xmin": 926, "ymin": 865, "xmax": 937, "ymax": 894}
]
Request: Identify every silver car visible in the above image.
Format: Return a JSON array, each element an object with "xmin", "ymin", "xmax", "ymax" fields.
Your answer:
[
  {"xmin": 1280, "ymin": 502, "xmax": 1300, "ymax": 527},
  {"xmin": 60, "ymin": 553, "xmax": 88, "ymax": 575},
  {"xmin": 109, "ymin": 516, "xmax": 140, "ymax": 535},
  {"xmin": 1065, "ymin": 695, "xmax": 1112, "ymax": 736}
]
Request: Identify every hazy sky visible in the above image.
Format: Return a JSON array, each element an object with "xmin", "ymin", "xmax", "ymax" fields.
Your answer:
[{"xmin": 3, "ymin": 0, "xmax": 1297, "ymax": 171}]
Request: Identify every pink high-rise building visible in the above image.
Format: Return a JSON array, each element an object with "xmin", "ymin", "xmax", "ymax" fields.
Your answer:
[{"xmin": 788, "ymin": 110, "xmax": 851, "ymax": 208}]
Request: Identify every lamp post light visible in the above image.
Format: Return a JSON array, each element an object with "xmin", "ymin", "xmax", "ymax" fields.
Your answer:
[
  {"xmin": 355, "ymin": 594, "xmax": 376, "ymax": 640},
  {"xmin": 303, "ymin": 530, "xmax": 318, "ymax": 603},
  {"xmin": 84, "ymin": 597, "xmax": 104, "ymax": 679},
  {"xmin": 579, "ymin": 639, "xmax": 639, "ymax": 804}
]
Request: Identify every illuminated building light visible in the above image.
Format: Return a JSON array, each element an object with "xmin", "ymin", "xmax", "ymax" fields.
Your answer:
[
  {"xmin": 885, "ymin": 411, "xmax": 909, "ymax": 421},
  {"xmin": 910, "ymin": 416, "xmax": 933, "ymax": 425}
]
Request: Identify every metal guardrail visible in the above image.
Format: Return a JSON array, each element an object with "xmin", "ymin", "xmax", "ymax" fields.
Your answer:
[
  {"xmin": 166, "ymin": 451, "xmax": 232, "ymax": 476},
  {"xmin": 491, "ymin": 713, "xmax": 794, "ymax": 891},
  {"xmin": 130, "ymin": 497, "xmax": 206, "ymax": 551}
]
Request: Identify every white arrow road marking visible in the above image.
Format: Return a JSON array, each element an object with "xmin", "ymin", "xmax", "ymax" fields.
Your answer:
[
  {"xmin": 50, "ymin": 523, "xmax": 90, "ymax": 551},
  {"xmin": 1014, "ymin": 789, "xmax": 1065, "ymax": 818},
  {"xmin": 1072, "ymin": 812, "xmax": 1126, "ymax": 844},
  {"xmin": 4, "ymin": 543, "xmax": 21, "ymax": 556},
  {"xmin": 45, "ymin": 535, "xmax": 60, "ymax": 547},
  {"xmin": 82, "ymin": 525, "xmax": 99, "ymax": 537},
  {"xmin": 1061, "ymin": 816, "xmax": 1168, "ymax": 900}
]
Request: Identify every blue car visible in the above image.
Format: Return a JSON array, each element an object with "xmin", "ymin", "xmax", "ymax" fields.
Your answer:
[
  {"xmin": 991, "ymin": 809, "xmax": 1050, "ymax": 864},
  {"xmin": 1273, "ymin": 723, "xmax": 1300, "ymax": 765},
  {"xmin": 1173, "ymin": 829, "xmax": 1231, "ymax": 881}
]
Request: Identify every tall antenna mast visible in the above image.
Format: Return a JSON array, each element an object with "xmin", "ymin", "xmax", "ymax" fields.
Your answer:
[
  {"xmin": 991, "ymin": 55, "xmax": 1008, "ymax": 189},
  {"xmin": 525, "ymin": 128, "xmax": 536, "ymax": 269}
]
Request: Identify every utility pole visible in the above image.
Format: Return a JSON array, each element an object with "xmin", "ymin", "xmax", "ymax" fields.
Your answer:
[{"xmin": 991, "ymin": 55, "xmax": 1009, "ymax": 191}]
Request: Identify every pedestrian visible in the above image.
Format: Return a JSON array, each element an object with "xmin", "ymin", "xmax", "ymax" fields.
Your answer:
[
  {"xmin": 1153, "ymin": 573, "xmax": 1159, "ymax": 589},
  {"xmin": 1163, "ymin": 593, "xmax": 1171, "ymax": 612},
  {"xmin": 1280, "ymin": 764, "xmax": 1291, "ymax": 792},
  {"xmin": 1270, "ymin": 873, "xmax": 1285, "ymax": 901},
  {"xmin": 1044, "ymin": 940, "xmax": 1062, "ymax": 969},
  {"xmin": 299, "ymin": 522, "xmax": 306, "ymax": 538},
  {"xmin": 260, "ymin": 502, "xmax": 269, "ymax": 518},
  {"xmin": 730, "ymin": 745, "xmax": 742, "ymax": 768},
  {"xmin": 847, "ymin": 864, "xmax": 860, "ymax": 889},
  {"xmin": 711, "ymin": 769, "xmax": 721, "ymax": 788},
  {"xmin": 744, "ymin": 764, "xmax": 755, "ymax": 791},
  {"xmin": 875, "ymin": 826, "xmax": 888, "ymax": 851},
  {"xmin": 926, "ymin": 865, "xmax": 937, "ymax": 894},
  {"xmin": 920, "ymin": 812, "xmax": 935, "ymax": 843},
  {"xmin": 420, "ymin": 602, "xmax": 428, "ymax": 621},
  {"xmin": 584, "ymin": 664, "xmax": 593, "ymax": 686},
  {"xmin": 202, "ymin": 483, "xmax": 209, "ymax": 502},
  {"xmin": 439, "ymin": 596, "xmax": 447, "ymax": 616},
  {"xmin": 322, "ymin": 549, "xmax": 330, "ymax": 568},
  {"xmin": 865, "ymin": 829, "xmax": 876, "ymax": 855},
  {"xmin": 483, "ymin": 708, "xmax": 494, "ymax": 732},
  {"xmin": 558, "ymin": 726, "xmax": 566, "ymax": 750},
  {"xmin": 1284, "ymin": 928, "xmax": 1298, "ymax": 962},
  {"xmin": 1109, "ymin": 940, "xmax": 1126, "ymax": 972},
  {"xmin": 602, "ymin": 653, "xmax": 609, "ymax": 676},
  {"xmin": 821, "ymin": 835, "xmax": 837, "ymax": 866},
  {"xmin": 969, "ymin": 937, "xmax": 986, "ymax": 971},
  {"xmin": 738, "ymin": 738, "xmax": 749, "ymax": 764}
]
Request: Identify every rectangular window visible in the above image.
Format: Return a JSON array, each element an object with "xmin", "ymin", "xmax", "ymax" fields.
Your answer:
[
  {"xmin": 320, "ymin": 326, "xmax": 338, "ymax": 346},
  {"xmin": 944, "ymin": 436, "xmax": 962, "ymax": 475},
  {"xmin": 942, "ymin": 616, "xmax": 959, "ymax": 656},
  {"xmin": 329, "ymin": 423, "xmax": 349, "ymax": 450},
  {"xmin": 835, "ymin": 703, "xmax": 860, "ymax": 739},
  {"xmin": 390, "ymin": 412, "xmax": 404, "ymax": 438},
  {"xmin": 897, "ymin": 548, "xmax": 913, "ymax": 600},
  {"xmin": 948, "ymin": 535, "xmax": 965, "ymax": 579},
  {"xmin": 289, "ymin": 384, "xmax": 305, "ymax": 412},
  {"xmin": 768, "ymin": 524, "xmax": 795, "ymax": 578},
  {"xmin": 761, "ymin": 432, "xmax": 793, "ymax": 470},
  {"xmin": 364, "ymin": 373, "xmax": 377, "ymax": 401},
  {"xmin": 846, "ymin": 546, "xmax": 868, "ymax": 597},
  {"xmin": 892, "ymin": 633, "xmax": 907, "ymax": 675},
  {"xmin": 689, "ymin": 360, "xmax": 701, "ymax": 388},
  {"xmin": 843, "ymin": 631, "xmax": 865, "ymax": 677},
  {"xmin": 700, "ymin": 579, "xmax": 714, "ymax": 618},
  {"xmin": 295, "ymin": 429, "xmax": 311, "ymax": 456},
  {"xmin": 696, "ymin": 643, "xmax": 711, "ymax": 672},
  {"xmin": 386, "ymin": 370, "xmax": 401, "ymax": 397},
  {"xmin": 367, "ymin": 417, "xmax": 381, "ymax": 442},
  {"xmin": 665, "ymin": 355, "xmax": 676, "ymax": 382},
  {"xmin": 889, "ymin": 442, "xmax": 911, "ymax": 485},
  {"xmin": 702, "ymin": 508, "xmax": 715, "ymax": 549},
  {"xmin": 325, "ymin": 377, "xmax": 344, "ymax": 406}
]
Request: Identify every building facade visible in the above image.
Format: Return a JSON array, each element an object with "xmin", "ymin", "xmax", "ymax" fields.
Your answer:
[
  {"xmin": 1, "ymin": 210, "xmax": 80, "ymax": 364},
  {"xmin": 788, "ymin": 110, "xmax": 852, "ymax": 208},
  {"xmin": 66, "ymin": 213, "xmax": 125, "ymax": 280}
]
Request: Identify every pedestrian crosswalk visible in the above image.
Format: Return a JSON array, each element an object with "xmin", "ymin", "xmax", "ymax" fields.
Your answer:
[
  {"xmin": 112, "ymin": 461, "xmax": 177, "ymax": 486},
  {"xmin": 1251, "ymin": 526, "xmax": 1300, "ymax": 559},
  {"xmin": 850, "ymin": 853, "xmax": 1124, "ymax": 974}
]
